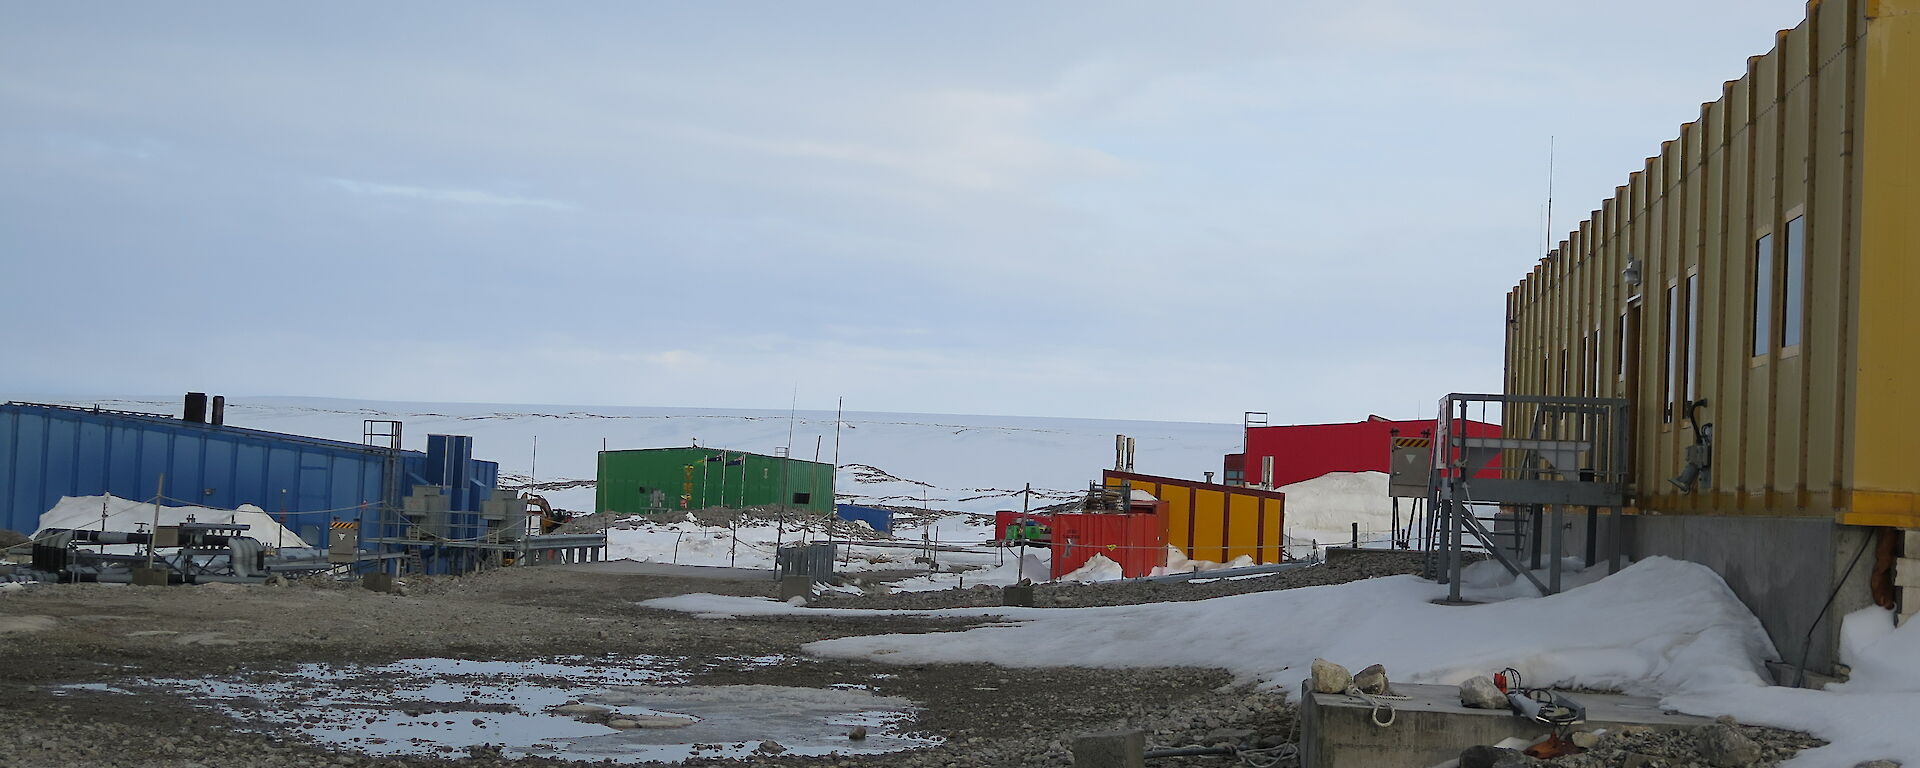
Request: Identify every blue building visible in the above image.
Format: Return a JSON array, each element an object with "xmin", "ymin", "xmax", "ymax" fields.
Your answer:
[{"xmin": 0, "ymin": 401, "xmax": 499, "ymax": 567}]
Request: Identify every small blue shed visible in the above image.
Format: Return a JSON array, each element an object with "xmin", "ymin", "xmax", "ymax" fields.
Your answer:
[{"xmin": 833, "ymin": 504, "xmax": 894, "ymax": 533}]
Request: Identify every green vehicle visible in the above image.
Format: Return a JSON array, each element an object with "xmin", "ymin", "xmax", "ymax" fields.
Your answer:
[{"xmin": 1002, "ymin": 518, "xmax": 1051, "ymax": 547}]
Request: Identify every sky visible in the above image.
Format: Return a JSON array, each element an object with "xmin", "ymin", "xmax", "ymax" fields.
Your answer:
[{"xmin": 0, "ymin": 1, "xmax": 1812, "ymax": 424}]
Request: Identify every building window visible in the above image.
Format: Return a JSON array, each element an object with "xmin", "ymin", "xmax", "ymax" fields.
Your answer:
[
  {"xmin": 1753, "ymin": 233, "xmax": 1774, "ymax": 357},
  {"xmin": 792, "ymin": 492, "xmax": 811, "ymax": 504},
  {"xmin": 1685, "ymin": 273, "xmax": 1700, "ymax": 403},
  {"xmin": 1592, "ymin": 326, "xmax": 1603, "ymax": 396},
  {"xmin": 1782, "ymin": 216, "xmax": 1805, "ymax": 348},
  {"xmin": 1665, "ymin": 283, "xmax": 1678, "ymax": 422},
  {"xmin": 1616, "ymin": 312, "xmax": 1627, "ymax": 379}
]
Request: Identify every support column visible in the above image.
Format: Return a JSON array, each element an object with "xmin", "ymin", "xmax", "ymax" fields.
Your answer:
[{"xmin": 1549, "ymin": 505, "xmax": 1565, "ymax": 593}]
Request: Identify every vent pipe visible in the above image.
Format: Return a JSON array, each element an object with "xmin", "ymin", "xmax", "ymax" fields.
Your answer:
[
  {"xmin": 211, "ymin": 395, "xmax": 226, "ymax": 426},
  {"xmin": 183, "ymin": 392, "xmax": 208, "ymax": 423}
]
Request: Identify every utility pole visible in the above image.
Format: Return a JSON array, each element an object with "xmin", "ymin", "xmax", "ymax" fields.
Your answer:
[{"xmin": 144, "ymin": 474, "xmax": 165, "ymax": 571}]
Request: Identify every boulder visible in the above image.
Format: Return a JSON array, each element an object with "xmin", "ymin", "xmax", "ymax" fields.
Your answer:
[
  {"xmin": 1697, "ymin": 723, "xmax": 1761, "ymax": 767},
  {"xmin": 1459, "ymin": 745, "xmax": 1538, "ymax": 768},
  {"xmin": 1353, "ymin": 663, "xmax": 1393, "ymax": 695},
  {"xmin": 1459, "ymin": 676, "xmax": 1509, "ymax": 709},
  {"xmin": 1309, "ymin": 659, "xmax": 1352, "ymax": 694}
]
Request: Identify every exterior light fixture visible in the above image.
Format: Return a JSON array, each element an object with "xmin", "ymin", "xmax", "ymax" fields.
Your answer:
[{"xmin": 1623, "ymin": 259, "xmax": 1643, "ymax": 288}]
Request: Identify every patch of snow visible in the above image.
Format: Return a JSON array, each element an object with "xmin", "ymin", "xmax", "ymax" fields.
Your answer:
[
  {"xmin": 1058, "ymin": 554, "xmax": 1123, "ymax": 583},
  {"xmin": 882, "ymin": 552, "xmax": 1050, "ymax": 593},
  {"xmin": 37, "ymin": 494, "xmax": 310, "ymax": 549}
]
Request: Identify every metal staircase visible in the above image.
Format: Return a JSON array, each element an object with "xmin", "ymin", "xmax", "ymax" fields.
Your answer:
[{"xmin": 1425, "ymin": 394, "xmax": 1629, "ymax": 600}]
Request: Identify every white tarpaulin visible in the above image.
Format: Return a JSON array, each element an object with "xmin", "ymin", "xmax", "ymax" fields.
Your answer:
[{"xmin": 35, "ymin": 494, "xmax": 312, "ymax": 549}]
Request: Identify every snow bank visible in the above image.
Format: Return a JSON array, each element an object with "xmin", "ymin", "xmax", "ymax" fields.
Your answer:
[
  {"xmin": 1665, "ymin": 606, "xmax": 1920, "ymax": 766},
  {"xmin": 1058, "ymin": 554, "xmax": 1122, "ymax": 583},
  {"xmin": 36, "ymin": 495, "xmax": 310, "ymax": 549},
  {"xmin": 1276, "ymin": 471, "xmax": 1396, "ymax": 552},
  {"xmin": 651, "ymin": 557, "xmax": 1772, "ymax": 696},
  {"xmin": 1150, "ymin": 547, "xmax": 1254, "ymax": 577}
]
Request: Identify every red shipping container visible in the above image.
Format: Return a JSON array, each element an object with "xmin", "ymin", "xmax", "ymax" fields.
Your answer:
[{"xmin": 1050, "ymin": 510, "xmax": 1167, "ymax": 579}]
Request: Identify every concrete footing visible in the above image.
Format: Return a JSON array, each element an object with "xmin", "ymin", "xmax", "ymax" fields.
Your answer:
[
  {"xmin": 1071, "ymin": 729, "xmax": 1144, "ymax": 768},
  {"xmin": 1002, "ymin": 583, "xmax": 1035, "ymax": 607},
  {"xmin": 777, "ymin": 575, "xmax": 812, "ymax": 601},
  {"xmin": 362, "ymin": 573, "xmax": 397, "ymax": 594},
  {"xmin": 130, "ymin": 566, "xmax": 170, "ymax": 587},
  {"xmin": 1299, "ymin": 681, "xmax": 1713, "ymax": 768}
]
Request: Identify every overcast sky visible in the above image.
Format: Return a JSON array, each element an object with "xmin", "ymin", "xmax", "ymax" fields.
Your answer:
[{"xmin": 1, "ymin": 2, "xmax": 1810, "ymax": 423}]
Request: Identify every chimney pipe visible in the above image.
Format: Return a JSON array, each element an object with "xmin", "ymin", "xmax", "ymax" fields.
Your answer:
[
  {"xmin": 211, "ymin": 395, "xmax": 225, "ymax": 426},
  {"xmin": 184, "ymin": 392, "xmax": 208, "ymax": 423}
]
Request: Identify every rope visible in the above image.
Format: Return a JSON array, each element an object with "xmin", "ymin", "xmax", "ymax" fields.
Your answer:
[{"xmin": 1343, "ymin": 685, "xmax": 1409, "ymax": 728}]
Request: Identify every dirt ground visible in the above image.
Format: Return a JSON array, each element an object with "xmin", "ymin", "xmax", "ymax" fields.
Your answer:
[
  {"xmin": 0, "ymin": 552, "xmax": 1822, "ymax": 767},
  {"xmin": 0, "ymin": 565, "xmax": 1288, "ymax": 768}
]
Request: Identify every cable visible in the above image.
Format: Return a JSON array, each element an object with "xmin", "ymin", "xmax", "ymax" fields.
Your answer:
[{"xmin": 1794, "ymin": 528, "xmax": 1876, "ymax": 688}]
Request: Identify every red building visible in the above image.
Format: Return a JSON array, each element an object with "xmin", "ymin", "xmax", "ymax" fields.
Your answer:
[{"xmin": 1224, "ymin": 415, "xmax": 1502, "ymax": 489}]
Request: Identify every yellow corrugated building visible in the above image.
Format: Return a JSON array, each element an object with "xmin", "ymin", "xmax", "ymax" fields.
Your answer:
[
  {"xmin": 1504, "ymin": 0, "xmax": 1917, "ymax": 679},
  {"xmin": 1104, "ymin": 470, "xmax": 1287, "ymax": 565}
]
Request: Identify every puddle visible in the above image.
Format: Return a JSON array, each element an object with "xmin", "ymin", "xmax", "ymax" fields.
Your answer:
[{"xmin": 83, "ymin": 656, "xmax": 936, "ymax": 762}]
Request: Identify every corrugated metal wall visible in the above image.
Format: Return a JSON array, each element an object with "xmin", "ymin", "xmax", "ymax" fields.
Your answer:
[
  {"xmin": 1240, "ymin": 418, "xmax": 1501, "ymax": 488},
  {"xmin": 1504, "ymin": 0, "xmax": 1919, "ymax": 525},
  {"xmin": 0, "ymin": 403, "xmax": 499, "ymax": 538},
  {"xmin": 1104, "ymin": 470, "xmax": 1286, "ymax": 565},
  {"xmin": 596, "ymin": 447, "xmax": 835, "ymax": 515},
  {"xmin": 1050, "ymin": 511, "xmax": 1166, "ymax": 578}
]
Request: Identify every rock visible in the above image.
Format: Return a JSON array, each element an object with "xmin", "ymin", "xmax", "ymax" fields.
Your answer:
[
  {"xmin": 1621, "ymin": 755, "xmax": 1658, "ymax": 768},
  {"xmin": 1459, "ymin": 676, "xmax": 1508, "ymax": 709},
  {"xmin": 1460, "ymin": 745, "xmax": 1536, "ymax": 768},
  {"xmin": 1569, "ymin": 730, "xmax": 1601, "ymax": 748},
  {"xmin": 607, "ymin": 719, "xmax": 641, "ymax": 729},
  {"xmin": 1698, "ymin": 723, "xmax": 1762, "ymax": 767},
  {"xmin": 1853, "ymin": 762, "xmax": 1902, "ymax": 768},
  {"xmin": 1352, "ymin": 663, "xmax": 1392, "ymax": 695},
  {"xmin": 755, "ymin": 740, "xmax": 788, "ymax": 754},
  {"xmin": 848, "ymin": 725, "xmax": 868, "ymax": 740},
  {"xmin": 1309, "ymin": 659, "xmax": 1352, "ymax": 694},
  {"xmin": 549, "ymin": 703, "xmax": 611, "ymax": 716}
]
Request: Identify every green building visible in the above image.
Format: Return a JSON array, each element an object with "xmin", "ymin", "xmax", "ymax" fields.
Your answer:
[{"xmin": 595, "ymin": 447, "xmax": 836, "ymax": 515}]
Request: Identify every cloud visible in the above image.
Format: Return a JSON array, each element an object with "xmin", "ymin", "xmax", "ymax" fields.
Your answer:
[{"xmin": 321, "ymin": 177, "xmax": 573, "ymax": 211}]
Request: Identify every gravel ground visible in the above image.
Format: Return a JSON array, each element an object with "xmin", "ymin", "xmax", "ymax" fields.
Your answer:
[
  {"xmin": 0, "ymin": 551, "xmax": 1821, "ymax": 767},
  {"xmin": 0, "ymin": 566, "xmax": 1289, "ymax": 768}
]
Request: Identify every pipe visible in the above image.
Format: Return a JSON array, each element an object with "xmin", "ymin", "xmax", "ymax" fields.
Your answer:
[
  {"xmin": 1144, "ymin": 746, "xmax": 1236, "ymax": 758},
  {"xmin": 41, "ymin": 528, "xmax": 152, "ymax": 545}
]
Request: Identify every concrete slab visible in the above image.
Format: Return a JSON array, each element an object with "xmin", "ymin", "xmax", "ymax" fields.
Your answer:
[{"xmin": 1299, "ymin": 682, "xmax": 1713, "ymax": 768}]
